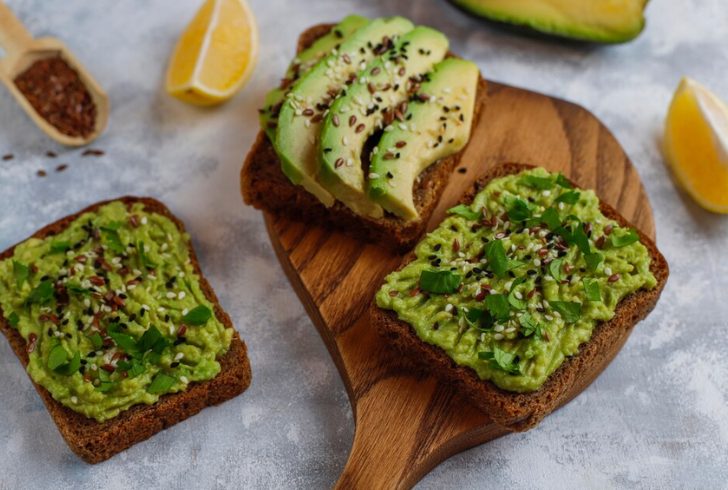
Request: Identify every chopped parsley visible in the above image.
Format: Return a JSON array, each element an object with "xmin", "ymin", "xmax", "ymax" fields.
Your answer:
[
  {"xmin": 550, "ymin": 301, "xmax": 582, "ymax": 323},
  {"xmin": 419, "ymin": 270, "xmax": 462, "ymax": 294},
  {"xmin": 447, "ymin": 204, "xmax": 480, "ymax": 220},
  {"xmin": 478, "ymin": 346, "xmax": 521, "ymax": 375},
  {"xmin": 182, "ymin": 305, "xmax": 213, "ymax": 326}
]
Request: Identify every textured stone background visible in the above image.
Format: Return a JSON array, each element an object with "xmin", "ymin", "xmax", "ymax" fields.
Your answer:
[{"xmin": 1, "ymin": 0, "xmax": 727, "ymax": 488}]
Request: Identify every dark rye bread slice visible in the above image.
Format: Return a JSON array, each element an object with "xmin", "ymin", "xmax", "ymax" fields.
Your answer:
[
  {"xmin": 241, "ymin": 23, "xmax": 487, "ymax": 250},
  {"xmin": 0, "ymin": 197, "xmax": 252, "ymax": 464},
  {"xmin": 371, "ymin": 163, "xmax": 669, "ymax": 431}
]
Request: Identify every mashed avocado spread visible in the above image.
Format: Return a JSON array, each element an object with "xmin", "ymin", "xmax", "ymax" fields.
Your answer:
[
  {"xmin": 376, "ymin": 168, "xmax": 656, "ymax": 393},
  {"xmin": 0, "ymin": 201, "xmax": 232, "ymax": 422}
]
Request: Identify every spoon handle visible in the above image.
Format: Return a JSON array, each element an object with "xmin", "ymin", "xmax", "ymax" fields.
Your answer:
[{"xmin": 0, "ymin": 1, "xmax": 34, "ymax": 59}]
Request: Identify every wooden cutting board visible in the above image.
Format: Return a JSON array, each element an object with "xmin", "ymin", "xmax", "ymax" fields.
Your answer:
[{"xmin": 262, "ymin": 80, "xmax": 655, "ymax": 489}]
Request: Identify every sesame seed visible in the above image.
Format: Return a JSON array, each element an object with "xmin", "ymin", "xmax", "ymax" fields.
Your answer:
[
  {"xmin": 445, "ymin": 303, "xmax": 453, "ymax": 313},
  {"xmin": 493, "ymin": 333, "xmax": 504, "ymax": 340},
  {"xmin": 166, "ymin": 292, "xmax": 176, "ymax": 299},
  {"xmin": 368, "ymin": 172, "xmax": 380, "ymax": 179},
  {"xmin": 178, "ymin": 291, "xmax": 186, "ymax": 300},
  {"xmin": 141, "ymin": 217, "xmax": 147, "ymax": 225},
  {"xmin": 180, "ymin": 376, "xmax": 189, "ymax": 384},
  {"xmin": 174, "ymin": 352, "xmax": 184, "ymax": 361},
  {"xmin": 604, "ymin": 267, "xmax": 612, "ymax": 276}
]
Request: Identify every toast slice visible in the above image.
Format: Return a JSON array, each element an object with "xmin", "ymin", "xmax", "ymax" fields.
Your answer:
[
  {"xmin": 0, "ymin": 197, "xmax": 252, "ymax": 463},
  {"xmin": 370, "ymin": 163, "xmax": 669, "ymax": 431},
  {"xmin": 241, "ymin": 23, "xmax": 487, "ymax": 250}
]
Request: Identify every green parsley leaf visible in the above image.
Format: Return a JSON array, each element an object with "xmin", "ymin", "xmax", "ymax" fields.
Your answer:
[
  {"xmin": 102, "ymin": 228, "xmax": 125, "ymax": 254},
  {"xmin": 47, "ymin": 344, "xmax": 69, "ymax": 370},
  {"xmin": 539, "ymin": 207, "xmax": 562, "ymax": 230},
  {"xmin": 147, "ymin": 373, "xmax": 176, "ymax": 394},
  {"xmin": 520, "ymin": 313, "xmax": 544, "ymax": 340},
  {"xmin": 87, "ymin": 332, "xmax": 103, "ymax": 350},
  {"xmin": 478, "ymin": 346, "xmax": 521, "ymax": 374},
  {"xmin": 609, "ymin": 228, "xmax": 640, "ymax": 248},
  {"xmin": 447, "ymin": 204, "xmax": 481, "ymax": 220},
  {"xmin": 484, "ymin": 240, "xmax": 509, "ymax": 278},
  {"xmin": 137, "ymin": 325, "xmax": 168, "ymax": 354},
  {"xmin": 507, "ymin": 278, "xmax": 527, "ymax": 310},
  {"xmin": 584, "ymin": 252, "xmax": 603, "ymax": 272},
  {"xmin": 507, "ymin": 198, "xmax": 532, "ymax": 222},
  {"xmin": 109, "ymin": 330, "xmax": 140, "ymax": 357},
  {"xmin": 100, "ymin": 221, "xmax": 123, "ymax": 231},
  {"xmin": 549, "ymin": 258, "xmax": 564, "ymax": 281},
  {"xmin": 67, "ymin": 283, "xmax": 90, "ymax": 295},
  {"xmin": 550, "ymin": 301, "xmax": 582, "ymax": 323},
  {"xmin": 137, "ymin": 240, "xmax": 156, "ymax": 269},
  {"xmin": 25, "ymin": 280, "xmax": 54, "ymax": 306},
  {"xmin": 7, "ymin": 312, "xmax": 20, "ymax": 327},
  {"xmin": 485, "ymin": 294, "xmax": 510, "ymax": 321},
  {"xmin": 583, "ymin": 278, "xmax": 602, "ymax": 302},
  {"xmin": 419, "ymin": 270, "xmax": 462, "ymax": 294},
  {"xmin": 463, "ymin": 308, "xmax": 494, "ymax": 331},
  {"xmin": 13, "ymin": 261, "xmax": 29, "ymax": 287},
  {"xmin": 519, "ymin": 174, "xmax": 554, "ymax": 190},
  {"xmin": 56, "ymin": 351, "xmax": 81, "ymax": 376},
  {"xmin": 96, "ymin": 381, "xmax": 116, "ymax": 393},
  {"xmin": 555, "ymin": 190, "xmax": 580, "ymax": 205},
  {"xmin": 118, "ymin": 358, "xmax": 146, "ymax": 378},
  {"xmin": 555, "ymin": 173, "xmax": 574, "ymax": 189},
  {"xmin": 50, "ymin": 241, "xmax": 71, "ymax": 253}
]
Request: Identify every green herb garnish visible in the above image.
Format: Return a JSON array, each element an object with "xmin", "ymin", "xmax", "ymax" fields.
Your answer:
[
  {"xmin": 519, "ymin": 175, "xmax": 554, "ymax": 190},
  {"xmin": 137, "ymin": 240, "xmax": 156, "ymax": 269},
  {"xmin": 556, "ymin": 190, "xmax": 580, "ymax": 205},
  {"xmin": 609, "ymin": 228, "xmax": 640, "ymax": 248},
  {"xmin": 507, "ymin": 278, "xmax": 527, "ymax": 310},
  {"xmin": 7, "ymin": 312, "xmax": 20, "ymax": 327},
  {"xmin": 67, "ymin": 283, "xmax": 90, "ymax": 295},
  {"xmin": 13, "ymin": 261, "xmax": 29, "ymax": 288},
  {"xmin": 137, "ymin": 325, "xmax": 169, "ymax": 354},
  {"xmin": 539, "ymin": 207, "xmax": 562, "ymax": 230},
  {"xmin": 88, "ymin": 332, "xmax": 103, "ymax": 350},
  {"xmin": 584, "ymin": 252, "xmax": 603, "ymax": 272},
  {"xmin": 447, "ymin": 204, "xmax": 481, "ymax": 220},
  {"xmin": 47, "ymin": 344, "xmax": 69, "ymax": 370},
  {"xmin": 484, "ymin": 240, "xmax": 509, "ymax": 278},
  {"xmin": 50, "ymin": 241, "xmax": 71, "ymax": 253},
  {"xmin": 507, "ymin": 198, "xmax": 532, "ymax": 222},
  {"xmin": 419, "ymin": 270, "xmax": 461, "ymax": 294},
  {"xmin": 478, "ymin": 346, "xmax": 521, "ymax": 374},
  {"xmin": 25, "ymin": 280, "xmax": 54, "ymax": 306},
  {"xmin": 555, "ymin": 173, "xmax": 574, "ymax": 189},
  {"xmin": 147, "ymin": 373, "xmax": 176, "ymax": 394},
  {"xmin": 101, "ymin": 228, "xmax": 125, "ymax": 254},
  {"xmin": 463, "ymin": 308, "xmax": 494, "ymax": 331},
  {"xmin": 550, "ymin": 301, "xmax": 582, "ymax": 323},
  {"xmin": 548, "ymin": 258, "xmax": 564, "ymax": 281},
  {"xmin": 485, "ymin": 294, "xmax": 510, "ymax": 321},
  {"xmin": 520, "ymin": 313, "xmax": 544, "ymax": 340},
  {"xmin": 583, "ymin": 278, "xmax": 602, "ymax": 302},
  {"xmin": 109, "ymin": 330, "xmax": 140, "ymax": 357}
]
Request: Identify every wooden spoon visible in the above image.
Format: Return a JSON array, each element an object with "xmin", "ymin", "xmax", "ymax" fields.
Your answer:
[{"xmin": 0, "ymin": 1, "xmax": 108, "ymax": 146}]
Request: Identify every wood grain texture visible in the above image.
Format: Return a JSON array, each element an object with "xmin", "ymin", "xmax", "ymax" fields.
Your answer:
[{"xmin": 262, "ymin": 81, "xmax": 655, "ymax": 489}]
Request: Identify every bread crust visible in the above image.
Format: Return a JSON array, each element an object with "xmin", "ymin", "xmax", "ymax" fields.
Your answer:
[
  {"xmin": 0, "ymin": 196, "xmax": 252, "ymax": 463},
  {"xmin": 370, "ymin": 163, "xmax": 669, "ymax": 431},
  {"xmin": 240, "ymin": 23, "xmax": 487, "ymax": 250}
]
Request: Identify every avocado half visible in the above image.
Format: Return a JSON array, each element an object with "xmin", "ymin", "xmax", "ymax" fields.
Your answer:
[{"xmin": 449, "ymin": 0, "xmax": 649, "ymax": 43}]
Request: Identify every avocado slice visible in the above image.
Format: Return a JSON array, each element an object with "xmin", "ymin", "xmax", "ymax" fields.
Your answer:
[
  {"xmin": 259, "ymin": 15, "xmax": 369, "ymax": 141},
  {"xmin": 318, "ymin": 26, "xmax": 449, "ymax": 218},
  {"xmin": 450, "ymin": 0, "xmax": 648, "ymax": 43},
  {"xmin": 275, "ymin": 17, "xmax": 414, "ymax": 207},
  {"xmin": 368, "ymin": 58, "xmax": 479, "ymax": 220}
]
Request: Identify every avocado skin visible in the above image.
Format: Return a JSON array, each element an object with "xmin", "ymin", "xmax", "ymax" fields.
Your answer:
[{"xmin": 449, "ymin": 0, "xmax": 648, "ymax": 44}]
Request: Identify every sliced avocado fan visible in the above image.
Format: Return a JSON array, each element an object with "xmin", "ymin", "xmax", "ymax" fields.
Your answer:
[
  {"xmin": 368, "ymin": 58, "xmax": 480, "ymax": 220},
  {"xmin": 451, "ymin": 0, "xmax": 648, "ymax": 43},
  {"xmin": 259, "ymin": 14, "xmax": 369, "ymax": 141},
  {"xmin": 318, "ymin": 26, "xmax": 449, "ymax": 218},
  {"xmin": 274, "ymin": 16, "xmax": 415, "ymax": 207}
]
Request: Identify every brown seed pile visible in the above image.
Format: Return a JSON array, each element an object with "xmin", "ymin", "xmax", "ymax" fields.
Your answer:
[{"xmin": 14, "ymin": 56, "xmax": 97, "ymax": 138}]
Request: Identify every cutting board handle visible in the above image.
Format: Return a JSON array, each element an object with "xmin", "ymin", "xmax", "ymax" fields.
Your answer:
[{"xmin": 0, "ymin": 1, "xmax": 34, "ymax": 60}]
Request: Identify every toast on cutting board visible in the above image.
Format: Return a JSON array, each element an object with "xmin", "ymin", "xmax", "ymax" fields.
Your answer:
[
  {"xmin": 0, "ymin": 197, "xmax": 251, "ymax": 463},
  {"xmin": 371, "ymin": 163, "xmax": 669, "ymax": 430},
  {"xmin": 242, "ymin": 17, "xmax": 487, "ymax": 249}
]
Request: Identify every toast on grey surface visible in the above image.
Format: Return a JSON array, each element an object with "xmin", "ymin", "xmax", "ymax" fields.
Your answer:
[
  {"xmin": 370, "ymin": 163, "xmax": 669, "ymax": 431},
  {"xmin": 241, "ymin": 23, "xmax": 487, "ymax": 250},
  {"xmin": 0, "ymin": 196, "xmax": 252, "ymax": 463}
]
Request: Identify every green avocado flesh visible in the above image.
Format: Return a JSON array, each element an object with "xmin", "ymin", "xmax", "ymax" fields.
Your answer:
[
  {"xmin": 375, "ymin": 168, "xmax": 656, "ymax": 393},
  {"xmin": 318, "ymin": 26, "xmax": 449, "ymax": 218},
  {"xmin": 259, "ymin": 14, "xmax": 369, "ymax": 141},
  {"xmin": 274, "ymin": 16, "xmax": 414, "ymax": 207},
  {"xmin": 368, "ymin": 58, "xmax": 479, "ymax": 220},
  {"xmin": 0, "ymin": 201, "xmax": 232, "ymax": 422},
  {"xmin": 452, "ymin": 0, "xmax": 648, "ymax": 43}
]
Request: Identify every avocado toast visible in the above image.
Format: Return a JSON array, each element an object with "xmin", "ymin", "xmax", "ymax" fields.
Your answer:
[
  {"xmin": 371, "ymin": 163, "xmax": 668, "ymax": 430},
  {"xmin": 242, "ymin": 18, "xmax": 486, "ymax": 249},
  {"xmin": 0, "ymin": 197, "xmax": 251, "ymax": 463}
]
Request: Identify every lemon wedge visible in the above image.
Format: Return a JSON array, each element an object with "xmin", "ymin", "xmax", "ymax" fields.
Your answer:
[
  {"xmin": 664, "ymin": 77, "xmax": 728, "ymax": 213},
  {"xmin": 166, "ymin": 0, "xmax": 258, "ymax": 106}
]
